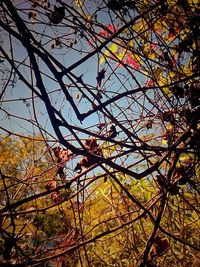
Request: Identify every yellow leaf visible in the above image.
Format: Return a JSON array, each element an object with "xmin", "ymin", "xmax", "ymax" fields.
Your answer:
[
  {"xmin": 162, "ymin": 139, "xmax": 168, "ymax": 145},
  {"xmin": 148, "ymin": 52, "xmax": 156, "ymax": 59},
  {"xmin": 142, "ymin": 70, "xmax": 148, "ymax": 76},
  {"xmin": 116, "ymin": 50, "xmax": 126, "ymax": 61},
  {"xmin": 132, "ymin": 53, "xmax": 143, "ymax": 65},
  {"xmin": 166, "ymin": 124, "xmax": 174, "ymax": 131},
  {"xmin": 168, "ymin": 71, "xmax": 176, "ymax": 80},
  {"xmin": 2, "ymin": 218, "xmax": 36, "ymax": 234},
  {"xmin": 157, "ymin": 76, "xmax": 170, "ymax": 94},
  {"xmin": 179, "ymin": 153, "xmax": 194, "ymax": 163},
  {"xmin": 183, "ymin": 65, "xmax": 192, "ymax": 76},
  {"xmin": 100, "ymin": 55, "xmax": 106, "ymax": 64},
  {"xmin": 75, "ymin": 0, "xmax": 83, "ymax": 8},
  {"xmin": 133, "ymin": 19, "xmax": 147, "ymax": 33},
  {"xmin": 188, "ymin": 0, "xmax": 199, "ymax": 5},
  {"xmin": 154, "ymin": 66, "xmax": 163, "ymax": 78},
  {"xmin": 100, "ymin": 43, "xmax": 118, "ymax": 64},
  {"xmin": 128, "ymin": 40, "xmax": 134, "ymax": 49},
  {"xmin": 109, "ymin": 43, "xmax": 118, "ymax": 54},
  {"xmin": 100, "ymin": 49, "xmax": 110, "ymax": 64},
  {"xmin": 176, "ymin": 152, "xmax": 194, "ymax": 169}
]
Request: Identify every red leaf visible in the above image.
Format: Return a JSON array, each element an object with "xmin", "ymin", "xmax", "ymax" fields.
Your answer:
[
  {"xmin": 99, "ymin": 24, "xmax": 117, "ymax": 37},
  {"xmin": 125, "ymin": 56, "xmax": 139, "ymax": 70},
  {"xmin": 146, "ymin": 79, "xmax": 155, "ymax": 87}
]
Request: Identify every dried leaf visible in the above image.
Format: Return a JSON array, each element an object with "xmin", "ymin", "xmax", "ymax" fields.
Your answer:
[
  {"xmin": 49, "ymin": 6, "xmax": 65, "ymax": 24},
  {"xmin": 104, "ymin": 175, "xmax": 108, "ymax": 182},
  {"xmin": 74, "ymin": 157, "xmax": 89, "ymax": 173},
  {"xmin": 171, "ymin": 86, "xmax": 184, "ymax": 99},
  {"xmin": 161, "ymin": 111, "xmax": 175, "ymax": 125},
  {"xmin": 96, "ymin": 68, "xmax": 106, "ymax": 86},
  {"xmin": 45, "ymin": 180, "xmax": 57, "ymax": 190},
  {"xmin": 96, "ymin": 91, "xmax": 103, "ymax": 100},
  {"xmin": 51, "ymin": 192, "xmax": 62, "ymax": 203},
  {"xmin": 32, "ymin": 0, "xmax": 39, "ymax": 8},
  {"xmin": 28, "ymin": 11, "xmax": 37, "ymax": 20},
  {"xmin": 150, "ymin": 236, "xmax": 170, "ymax": 259},
  {"xmin": 92, "ymin": 103, "xmax": 97, "ymax": 109},
  {"xmin": 146, "ymin": 120, "xmax": 153, "ymax": 129},
  {"xmin": 52, "ymin": 147, "xmax": 71, "ymax": 162},
  {"xmin": 56, "ymin": 229, "xmax": 79, "ymax": 266},
  {"xmin": 56, "ymin": 38, "xmax": 61, "ymax": 46},
  {"xmin": 107, "ymin": 125, "xmax": 117, "ymax": 138},
  {"xmin": 74, "ymin": 138, "xmax": 102, "ymax": 172},
  {"xmin": 107, "ymin": 0, "xmax": 123, "ymax": 11},
  {"xmin": 52, "ymin": 147, "xmax": 72, "ymax": 178},
  {"xmin": 98, "ymin": 123, "xmax": 106, "ymax": 129}
]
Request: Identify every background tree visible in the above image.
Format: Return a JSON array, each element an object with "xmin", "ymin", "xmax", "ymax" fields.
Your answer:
[{"xmin": 0, "ymin": 0, "xmax": 200, "ymax": 266}]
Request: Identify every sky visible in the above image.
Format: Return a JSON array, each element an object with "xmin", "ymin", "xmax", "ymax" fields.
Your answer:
[
  {"xmin": 0, "ymin": 0, "xmax": 104, "ymax": 137},
  {"xmin": 0, "ymin": 0, "xmax": 152, "ymax": 146}
]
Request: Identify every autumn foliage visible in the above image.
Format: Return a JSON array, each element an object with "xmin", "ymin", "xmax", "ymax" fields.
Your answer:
[{"xmin": 0, "ymin": 0, "xmax": 200, "ymax": 266}]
